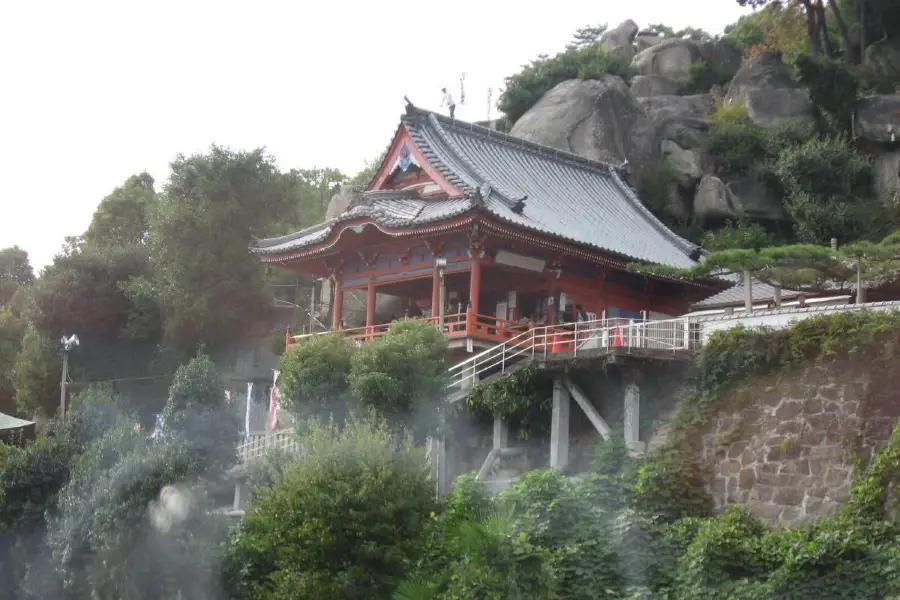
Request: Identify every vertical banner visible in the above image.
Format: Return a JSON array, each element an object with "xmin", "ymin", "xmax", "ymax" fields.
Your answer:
[
  {"xmin": 245, "ymin": 382, "xmax": 253, "ymax": 441},
  {"xmin": 269, "ymin": 370, "xmax": 280, "ymax": 431}
]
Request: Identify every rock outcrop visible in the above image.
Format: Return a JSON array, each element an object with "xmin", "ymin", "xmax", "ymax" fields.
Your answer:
[
  {"xmin": 632, "ymin": 38, "xmax": 704, "ymax": 82},
  {"xmin": 855, "ymin": 95, "xmax": 900, "ymax": 144},
  {"xmin": 508, "ymin": 77, "xmax": 653, "ymax": 179},
  {"xmin": 325, "ymin": 185, "xmax": 361, "ymax": 220},
  {"xmin": 502, "ymin": 20, "xmax": 900, "ymax": 226},
  {"xmin": 725, "ymin": 51, "xmax": 815, "ymax": 127},
  {"xmin": 599, "ymin": 20, "xmax": 639, "ymax": 59}
]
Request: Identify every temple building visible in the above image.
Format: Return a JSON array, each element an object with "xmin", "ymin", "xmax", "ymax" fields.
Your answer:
[{"xmin": 251, "ymin": 103, "xmax": 724, "ymax": 352}]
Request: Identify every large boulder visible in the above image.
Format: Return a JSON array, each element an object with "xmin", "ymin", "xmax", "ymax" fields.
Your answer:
[
  {"xmin": 693, "ymin": 175, "xmax": 785, "ymax": 222},
  {"xmin": 632, "ymin": 38, "xmax": 704, "ymax": 82},
  {"xmin": 874, "ymin": 150, "xmax": 900, "ymax": 204},
  {"xmin": 661, "ymin": 139, "xmax": 704, "ymax": 187},
  {"xmin": 600, "ymin": 20, "xmax": 639, "ymax": 58},
  {"xmin": 325, "ymin": 185, "xmax": 362, "ymax": 220},
  {"xmin": 509, "ymin": 77, "xmax": 652, "ymax": 179},
  {"xmin": 699, "ymin": 38, "xmax": 742, "ymax": 80},
  {"xmin": 725, "ymin": 51, "xmax": 814, "ymax": 127},
  {"xmin": 863, "ymin": 37, "xmax": 900, "ymax": 81},
  {"xmin": 635, "ymin": 33, "xmax": 664, "ymax": 52},
  {"xmin": 630, "ymin": 75, "xmax": 680, "ymax": 98},
  {"xmin": 855, "ymin": 95, "xmax": 900, "ymax": 144}
]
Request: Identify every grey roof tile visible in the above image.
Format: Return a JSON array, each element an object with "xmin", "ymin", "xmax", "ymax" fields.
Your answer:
[
  {"xmin": 693, "ymin": 278, "xmax": 804, "ymax": 309},
  {"xmin": 253, "ymin": 106, "xmax": 701, "ymax": 269},
  {"xmin": 0, "ymin": 412, "xmax": 34, "ymax": 431}
]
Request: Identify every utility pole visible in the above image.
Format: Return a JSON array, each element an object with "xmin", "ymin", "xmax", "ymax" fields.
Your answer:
[{"xmin": 60, "ymin": 334, "xmax": 79, "ymax": 417}]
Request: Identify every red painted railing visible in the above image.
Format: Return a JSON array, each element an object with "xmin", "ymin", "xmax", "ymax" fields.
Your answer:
[{"xmin": 286, "ymin": 311, "xmax": 538, "ymax": 347}]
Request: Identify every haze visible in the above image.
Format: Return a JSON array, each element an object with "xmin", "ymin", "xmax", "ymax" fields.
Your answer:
[{"xmin": 0, "ymin": 0, "xmax": 750, "ymax": 270}]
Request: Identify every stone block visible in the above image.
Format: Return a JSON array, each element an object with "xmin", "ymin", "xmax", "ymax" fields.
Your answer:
[
  {"xmin": 773, "ymin": 487, "xmax": 804, "ymax": 506},
  {"xmin": 818, "ymin": 386, "xmax": 839, "ymax": 402},
  {"xmin": 748, "ymin": 500, "xmax": 783, "ymax": 521},
  {"xmin": 738, "ymin": 468, "xmax": 756, "ymax": 489},
  {"xmin": 803, "ymin": 398, "xmax": 823, "ymax": 415},
  {"xmin": 781, "ymin": 459, "xmax": 810, "ymax": 475},
  {"xmin": 721, "ymin": 459, "xmax": 741, "ymax": 476},
  {"xmin": 728, "ymin": 441, "xmax": 748, "ymax": 458},
  {"xmin": 779, "ymin": 506, "xmax": 803, "ymax": 525},
  {"xmin": 828, "ymin": 484, "xmax": 851, "ymax": 504},
  {"xmin": 775, "ymin": 400, "xmax": 803, "ymax": 420},
  {"xmin": 751, "ymin": 484, "xmax": 774, "ymax": 502}
]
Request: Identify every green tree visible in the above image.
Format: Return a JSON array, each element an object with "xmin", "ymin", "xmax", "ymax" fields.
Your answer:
[
  {"xmin": 349, "ymin": 319, "xmax": 448, "ymax": 436},
  {"xmin": 147, "ymin": 145, "xmax": 290, "ymax": 352},
  {"xmin": 83, "ymin": 172, "xmax": 156, "ymax": 248},
  {"xmin": 0, "ymin": 246, "xmax": 34, "ymax": 306},
  {"xmin": 278, "ymin": 332, "xmax": 355, "ymax": 420},
  {"xmin": 0, "ymin": 308, "xmax": 26, "ymax": 414},
  {"xmin": 498, "ymin": 42, "xmax": 634, "ymax": 125},
  {"xmin": 159, "ymin": 351, "xmax": 239, "ymax": 474},
  {"xmin": 565, "ymin": 24, "xmax": 608, "ymax": 49},
  {"xmin": 12, "ymin": 324, "xmax": 58, "ymax": 417},
  {"xmin": 226, "ymin": 414, "xmax": 436, "ymax": 600},
  {"xmin": 775, "ymin": 135, "xmax": 874, "ymax": 244},
  {"xmin": 46, "ymin": 357, "xmax": 238, "ymax": 600}
]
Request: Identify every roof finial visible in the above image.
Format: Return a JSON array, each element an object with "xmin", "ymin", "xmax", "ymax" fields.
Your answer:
[{"xmin": 404, "ymin": 96, "xmax": 415, "ymax": 113}]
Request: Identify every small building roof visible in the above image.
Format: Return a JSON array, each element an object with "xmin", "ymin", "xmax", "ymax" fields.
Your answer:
[
  {"xmin": 0, "ymin": 412, "xmax": 35, "ymax": 431},
  {"xmin": 253, "ymin": 105, "xmax": 701, "ymax": 270},
  {"xmin": 692, "ymin": 276, "xmax": 806, "ymax": 310}
]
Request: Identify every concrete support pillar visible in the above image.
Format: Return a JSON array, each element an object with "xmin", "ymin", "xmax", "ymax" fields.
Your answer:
[
  {"xmin": 624, "ymin": 381, "xmax": 640, "ymax": 447},
  {"xmin": 493, "ymin": 413, "xmax": 509, "ymax": 450},
  {"xmin": 550, "ymin": 376, "xmax": 570, "ymax": 469},
  {"xmin": 233, "ymin": 480, "xmax": 249, "ymax": 511},
  {"xmin": 743, "ymin": 269, "xmax": 753, "ymax": 313}
]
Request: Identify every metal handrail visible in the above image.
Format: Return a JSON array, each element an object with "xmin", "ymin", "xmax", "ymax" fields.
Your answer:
[{"xmin": 445, "ymin": 317, "xmax": 695, "ymax": 391}]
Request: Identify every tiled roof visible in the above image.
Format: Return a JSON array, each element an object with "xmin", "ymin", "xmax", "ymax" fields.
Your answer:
[
  {"xmin": 0, "ymin": 412, "xmax": 34, "ymax": 431},
  {"xmin": 692, "ymin": 276, "xmax": 804, "ymax": 309},
  {"xmin": 254, "ymin": 106, "xmax": 700, "ymax": 269}
]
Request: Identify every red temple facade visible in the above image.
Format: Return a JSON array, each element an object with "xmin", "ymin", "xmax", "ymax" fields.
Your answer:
[{"xmin": 252, "ymin": 103, "xmax": 723, "ymax": 351}]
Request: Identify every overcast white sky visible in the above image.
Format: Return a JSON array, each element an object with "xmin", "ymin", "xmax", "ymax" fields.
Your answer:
[{"xmin": 0, "ymin": 0, "xmax": 751, "ymax": 271}]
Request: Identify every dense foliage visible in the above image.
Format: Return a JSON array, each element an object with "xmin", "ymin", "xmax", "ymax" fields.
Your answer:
[
  {"xmin": 0, "ymin": 354, "xmax": 238, "ymax": 600},
  {"xmin": 225, "ymin": 415, "xmax": 436, "ymax": 600},
  {"xmin": 498, "ymin": 36, "xmax": 634, "ymax": 125},
  {"xmin": 279, "ymin": 319, "xmax": 448, "ymax": 436}
]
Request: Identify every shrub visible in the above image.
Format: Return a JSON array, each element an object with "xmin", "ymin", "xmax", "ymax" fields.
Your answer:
[
  {"xmin": 228, "ymin": 414, "xmax": 435, "ymax": 600},
  {"xmin": 776, "ymin": 135, "xmax": 874, "ymax": 244},
  {"xmin": 699, "ymin": 218, "xmax": 775, "ymax": 251},
  {"xmin": 279, "ymin": 332, "xmax": 354, "ymax": 418},
  {"xmin": 679, "ymin": 59, "xmax": 736, "ymax": 95},
  {"xmin": 637, "ymin": 157, "xmax": 680, "ymax": 217},
  {"xmin": 499, "ymin": 44, "xmax": 635, "ymax": 125},
  {"xmin": 349, "ymin": 319, "xmax": 448, "ymax": 436},
  {"xmin": 705, "ymin": 102, "xmax": 770, "ymax": 175}
]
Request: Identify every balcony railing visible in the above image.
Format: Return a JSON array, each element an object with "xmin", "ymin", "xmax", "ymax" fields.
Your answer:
[
  {"xmin": 446, "ymin": 316, "xmax": 698, "ymax": 392},
  {"xmin": 286, "ymin": 311, "xmax": 536, "ymax": 347},
  {"xmin": 237, "ymin": 429, "xmax": 302, "ymax": 464}
]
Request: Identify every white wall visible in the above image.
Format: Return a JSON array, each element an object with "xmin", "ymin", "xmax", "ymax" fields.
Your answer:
[{"xmin": 693, "ymin": 301, "xmax": 900, "ymax": 343}]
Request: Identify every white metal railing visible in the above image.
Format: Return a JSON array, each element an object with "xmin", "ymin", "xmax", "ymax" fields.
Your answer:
[
  {"xmin": 236, "ymin": 429, "xmax": 302, "ymax": 464},
  {"xmin": 445, "ymin": 317, "xmax": 697, "ymax": 391}
]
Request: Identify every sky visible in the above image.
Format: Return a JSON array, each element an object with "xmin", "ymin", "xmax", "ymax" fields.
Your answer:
[{"xmin": 0, "ymin": 0, "xmax": 751, "ymax": 271}]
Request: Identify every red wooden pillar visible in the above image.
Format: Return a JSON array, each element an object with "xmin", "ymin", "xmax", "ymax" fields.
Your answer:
[
  {"xmin": 332, "ymin": 277, "xmax": 344, "ymax": 330},
  {"xmin": 431, "ymin": 265, "xmax": 440, "ymax": 324},
  {"xmin": 469, "ymin": 254, "xmax": 482, "ymax": 316},
  {"xmin": 366, "ymin": 279, "xmax": 376, "ymax": 339},
  {"xmin": 468, "ymin": 254, "xmax": 481, "ymax": 334}
]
